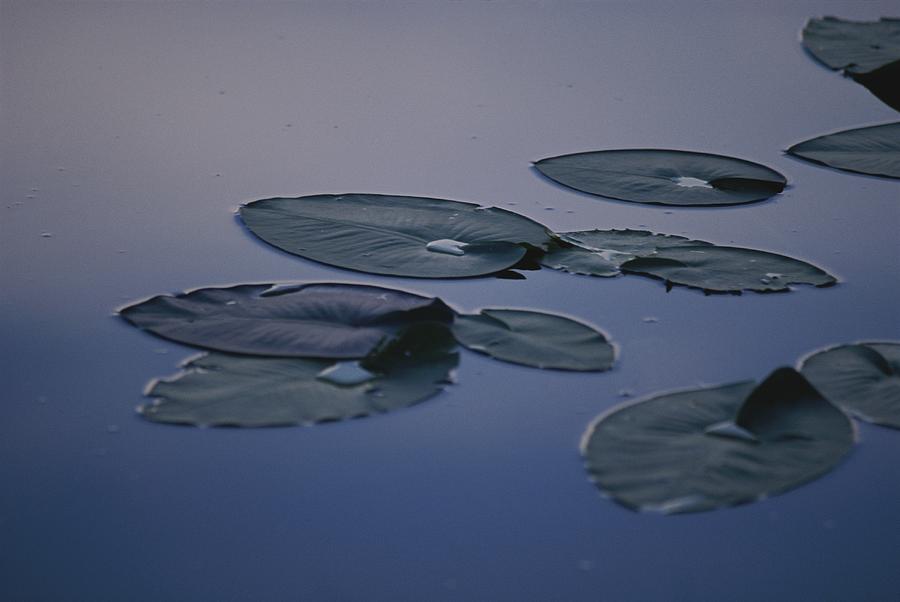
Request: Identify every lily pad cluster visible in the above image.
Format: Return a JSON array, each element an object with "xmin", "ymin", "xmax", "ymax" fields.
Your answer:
[
  {"xmin": 120, "ymin": 282, "xmax": 616, "ymax": 426},
  {"xmin": 240, "ymin": 194, "xmax": 835, "ymax": 294},
  {"xmin": 582, "ymin": 341, "xmax": 900, "ymax": 514},
  {"xmin": 543, "ymin": 229, "xmax": 836, "ymax": 293}
]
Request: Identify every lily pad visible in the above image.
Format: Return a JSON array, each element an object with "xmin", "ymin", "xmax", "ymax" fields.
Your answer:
[
  {"xmin": 542, "ymin": 229, "xmax": 836, "ymax": 292},
  {"xmin": 533, "ymin": 150, "xmax": 786, "ymax": 206},
  {"xmin": 451, "ymin": 309, "xmax": 615, "ymax": 371},
  {"xmin": 239, "ymin": 194, "xmax": 553, "ymax": 278},
  {"xmin": 801, "ymin": 18, "xmax": 900, "ymax": 111},
  {"xmin": 581, "ymin": 368, "xmax": 854, "ymax": 514},
  {"xmin": 621, "ymin": 245, "xmax": 836, "ymax": 293},
  {"xmin": 801, "ymin": 342, "xmax": 900, "ymax": 429},
  {"xmin": 802, "ymin": 17, "xmax": 900, "ymax": 75},
  {"xmin": 787, "ymin": 122, "xmax": 900, "ymax": 179},
  {"xmin": 119, "ymin": 282, "xmax": 453, "ymax": 358},
  {"xmin": 139, "ymin": 322, "xmax": 459, "ymax": 427}
]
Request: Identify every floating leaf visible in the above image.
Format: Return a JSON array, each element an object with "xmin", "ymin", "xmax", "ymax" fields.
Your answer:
[
  {"xmin": 539, "ymin": 243, "xmax": 623, "ymax": 278},
  {"xmin": 139, "ymin": 323, "xmax": 459, "ymax": 427},
  {"xmin": 542, "ymin": 229, "xmax": 835, "ymax": 292},
  {"xmin": 239, "ymin": 194, "xmax": 553, "ymax": 278},
  {"xmin": 801, "ymin": 342, "xmax": 900, "ymax": 429},
  {"xmin": 621, "ymin": 246, "xmax": 836, "ymax": 293},
  {"xmin": 451, "ymin": 308, "xmax": 614, "ymax": 371},
  {"xmin": 801, "ymin": 18, "xmax": 900, "ymax": 111},
  {"xmin": 533, "ymin": 150, "xmax": 786, "ymax": 206},
  {"xmin": 802, "ymin": 17, "xmax": 900, "ymax": 74},
  {"xmin": 787, "ymin": 122, "xmax": 900, "ymax": 179},
  {"xmin": 120, "ymin": 282, "xmax": 453, "ymax": 358},
  {"xmin": 582, "ymin": 368, "xmax": 854, "ymax": 514}
]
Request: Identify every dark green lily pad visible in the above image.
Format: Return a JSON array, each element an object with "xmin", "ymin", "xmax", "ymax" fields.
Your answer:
[
  {"xmin": 139, "ymin": 323, "xmax": 459, "ymax": 427},
  {"xmin": 582, "ymin": 368, "xmax": 854, "ymax": 514},
  {"xmin": 533, "ymin": 150, "xmax": 786, "ymax": 206},
  {"xmin": 622, "ymin": 245, "xmax": 836, "ymax": 293},
  {"xmin": 801, "ymin": 342, "xmax": 900, "ymax": 429},
  {"xmin": 239, "ymin": 194, "xmax": 553, "ymax": 278},
  {"xmin": 451, "ymin": 308, "xmax": 615, "ymax": 371},
  {"xmin": 787, "ymin": 122, "xmax": 900, "ymax": 179},
  {"xmin": 542, "ymin": 229, "xmax": 836, "ymax": 292},
  {"xmin": 802, "ymin": 17, "xmax": 900, "ymax": 74},
  {"xmin": 801, "ymin": 18, "xmax": 900, "ymax": 111},
  {"xmin": 120, "ymin": 282, "xmax": 453, "ymax": 358}
]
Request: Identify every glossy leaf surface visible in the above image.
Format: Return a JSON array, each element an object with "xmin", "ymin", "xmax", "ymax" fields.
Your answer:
[
  {"xmin": 120, "ymin": 282, "xmax": 453, "ymax": 358},
  {"xmin": 534, "ymin": 150, "xmax": 786, "ymax": 206},
  {"xmin": 452, "ymin": 308, "xmax": 615, "ymax": 371},
  {"xmin": 802, "ymin": 17, "xmax": 900, "ymax": 74},
  {"xmin": 140, "ymin": 323, "xmax": 459, "ymax": 427},
  {"xmin": 582, "ymin": 369, "xmax": 854, "ymax": 513},
  {"xmin": 801, "ymin": 342, "xmax": 900, "ymax": 429},
  {"xmin": 239, "ymin": 194, "xmax": 553, "ymax": 278},
  {"xmin": 787, "ymin": 122, "xmax": 900, "ymax": 179}
]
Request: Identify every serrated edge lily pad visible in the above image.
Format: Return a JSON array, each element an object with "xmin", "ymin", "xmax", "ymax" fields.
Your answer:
[
  {"xmin": 542, "ymin": 229, "xmax": 836, "ymax": 293},
  {"xmin": 581, "ymin": 368, "xmax": 855, "ymax": 514},
  {"xmin": 451, "ymin": 308, "xmax": 615, "ymax": 371},
  {"xmin": 802, "ymin": 16, "xmax": 900, "ymax": 75}
]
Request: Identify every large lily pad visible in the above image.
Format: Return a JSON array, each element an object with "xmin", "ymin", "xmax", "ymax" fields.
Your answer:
[
  {"xmin": 120, "ymin": 282, "xmax": 453, "ymax": 358},
  {"xmin": 533, "ymin": 150, "xmax": 786, "ymax": 206},
  {"xmin": 787, "ymin": 122, "xmax": 900, "ymax": 179},
  {"xmin": 801, "ymin": 342, "xmax": 900, "ymax": 429},
  {"xmin": 582, "ymin": 368, "xmax": 854, "ymax": 514},
  {"xmin": 802, "ymin": 17, "xmax": 900, "ymax": 74},
  {"xmin": 451, "ymin": 308, "xmax": 615, "ymax": 371},
  {"xmin": 140, "ymin": 323, "xmax": 459, "ymax": 427},
  {"xmin": 239, "ymin": 194, "xmax": 553, "ymax": 278},
  {"xmin": 542, "ymin": 229, "xmax": 836, "ymax": 293}
]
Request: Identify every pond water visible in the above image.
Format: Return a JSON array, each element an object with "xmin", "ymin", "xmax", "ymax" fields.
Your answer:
[{"xmin": 2, "ymin": 1, "xmax": 898, "ymax": 600}]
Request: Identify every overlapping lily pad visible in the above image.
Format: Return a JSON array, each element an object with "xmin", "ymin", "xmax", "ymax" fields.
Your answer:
[
  {"xmin": 451, "ymin": 309, "xmax": 615, "ymax": 371},
  {"xmin": 787, "ymin": 122, "xmax": 900, "ymax": 179},
  {"xmin": 581, "ymin": 368, "xmax": 854, "ymax": 514},
  {"xmin": 542, "ymin": 229, "xmax": 836, "ymax": 293},
  {"xmin": 802, "ymin": 17, "xmax": 900, "ymax": 111},
  {"xmin": 119, "ymin": 282, "xmax": 453, "ymax": 358},
  {"xmin": 533, "ymin": 150, "xmax": 786, "ymax": 206},
  {"xmin": 239, "ymin": 194, "xmax": 553, "ymax": 278},
  {"xmin": 140, "ymin": 323, "xmax": 459, "ymax": 427},
  {"xmin": 801, "ymin": 342, "xmax": 900, "ymax": 429}
]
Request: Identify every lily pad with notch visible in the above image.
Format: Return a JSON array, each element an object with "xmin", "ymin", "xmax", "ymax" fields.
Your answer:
[
  {"xmin": 451, "ymin": 308, "xmax": 615, "ymax": 371},
  {"xmin": 542, "ymin": 229, "xmax": 836, "ymax": 293},
  {"xmin": 581, "ymin": 368, "xmax": 855, "ymax": 514},
  {"xmin": 802, "ymin": 16, "xmax": 900, "ymax": 111},
  {"xmin": 119, "ymin": 282, "xmax": 454, "ymax": 358},
  {"xmin": 787, "ymin": 122, "xmax": 900, "ymax": 179},
  {"xmin": 239, "ymin": 194, "xmax": 553, "ymax": 278},
  {"xmin": 533, "ymin": 149, "xmax": 787, "ymax": 206},
  {"xmin": 139, "ymin": 322, "xmax": 459, "ymax": 427},
  {"xmin": 801, "ymin": 342, "xmax": 900, "ymax": 429}
]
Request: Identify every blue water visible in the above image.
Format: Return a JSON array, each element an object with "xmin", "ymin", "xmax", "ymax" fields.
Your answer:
[{"xmin": 2, "ymin": 2, "xmax": 899, "ymax": 600}]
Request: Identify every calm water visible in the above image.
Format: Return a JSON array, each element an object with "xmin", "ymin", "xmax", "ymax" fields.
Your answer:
[{"xmin": 2, "ymin": 2, "xmax": 899, "ymax": 600}]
